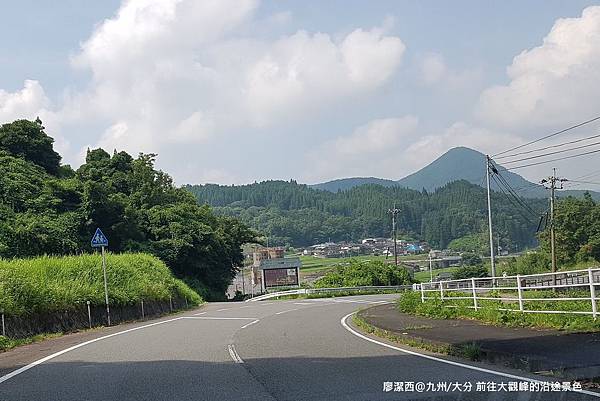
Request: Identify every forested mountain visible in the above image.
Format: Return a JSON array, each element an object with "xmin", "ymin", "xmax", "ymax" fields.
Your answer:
[
  {"xmin": 0, "ymin": 119, "xmax": 256, "ymax": 299},
  {"xmin": 312, "ymin": 147, "xmax": 600, "ymax": 200},
  {"xmin": 185, "ymin": 179, "xmax": 548, "ymax": 250},
  {"xmin": 311, "ymin": 177, "xmax": 398, "ymax": 192}
]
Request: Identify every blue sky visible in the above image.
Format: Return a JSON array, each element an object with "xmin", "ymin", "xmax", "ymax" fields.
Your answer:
[{"xmin": 1, "ymin": 0, "xmax": 600, "ymax": 188}]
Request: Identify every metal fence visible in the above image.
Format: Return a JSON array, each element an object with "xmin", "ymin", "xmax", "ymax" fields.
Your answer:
[
  {"xmin": 0, "ymin": 296, "xmax": 189, "ymax": 339},
  {"xmin": 246, "ymin": 285, "xmax": 411, "ymax": 302},
  {"xmin": 416, "ymin": 267, "xmax": 600, "ymax": 318}
]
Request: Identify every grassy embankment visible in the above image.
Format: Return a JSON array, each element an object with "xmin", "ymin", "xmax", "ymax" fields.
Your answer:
[
  {"xmin": 397, "ymin": 290, "xmax": 600, "ymax": 332},
  {"xmin": 0, "ymin": 252, "xmax": 202, "ymax": 350}
]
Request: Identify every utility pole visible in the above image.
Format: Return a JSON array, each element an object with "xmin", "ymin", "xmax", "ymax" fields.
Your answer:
[
  {"xmin": 241, "ymin": 264, "xmax": 245, "ymax": 295},
  {"xmin": 541, "ymin": 168, "xmax": 567, "ymax": 274},
  {"xmin": 388, "ymin": 204, "xmax": 400, "ymax": 266},
  {"xmin": 485, "ymin": 155, "xmax": 496, "ymax": 277}
]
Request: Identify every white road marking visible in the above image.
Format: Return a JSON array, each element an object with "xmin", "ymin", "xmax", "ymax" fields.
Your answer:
[
  {"xmin": 293, "ymin": 302, "xmax": 313, "ymax": 305},
  {"xmin": 193, "ymin": 311, "xmax": 207, "ymax": 315},
  {"xmin": 240, "ymin": 319, "xmax": 260, "ymax": 330},
  {"xmin": 228, "ymin": 344, "xmax": 244, "ymax": 364},
  {"xmin": 275, "ymin": 308, "xmax": 299, "ymax": 315},
  {"xmin": 340, "ymin": 312, "xmax": 600, "ymax": 398},
  {"xmin": 216, "ymin": 308, "xmax": 230, "ymax": 312},
  {"xmin": 0, "ymin": 316, "xmax": 185, "ymax": 385}
]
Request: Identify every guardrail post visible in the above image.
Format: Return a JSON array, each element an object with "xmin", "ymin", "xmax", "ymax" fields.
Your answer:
[
  {"xmin": 420, "ymin": 284, "xmax": 425, "ymax": 303},
  {"xmin": 439, "ymin": 281, "xmax": 444, "ymax": 300},
  {"xmin": 471, "ymin": 278, "xmax": 478, "ymax": 310},
  {"xmin": 517, "ymin": 275, "xmax": 524, "ymax": 312},
  {"xmin": 86, "ymin": 301, "xmax": 92, "ymax": 328},
  {"xmin": 588, "ymin": 269, "xmax": 597, "ymax": 319}
]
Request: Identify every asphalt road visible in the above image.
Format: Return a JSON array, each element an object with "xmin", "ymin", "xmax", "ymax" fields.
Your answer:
[{"xmin": 1, "ymin": 294, "xmax": 598, "ymax": 401}]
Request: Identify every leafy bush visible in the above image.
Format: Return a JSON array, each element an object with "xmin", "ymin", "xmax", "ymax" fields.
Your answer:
[
  {"xmin": 461, "ymin": 252, "xmax": 483, "ymax": 266},
  {"xmin": 314, "ymin": 259, "xmax": 412, "ymax": 288},
  {"xmin": 451, "ymin": 265, "xmax": 488, "ymax": 280},
  {"xmin": 503, "ymin": 252, "xmax": 550, "ymax": 275},
  {"xmin": 0, "ymin": 253, "xmax": 202, "ymax": 315},
  {"xmin": 397, "ymin": 290, "xmax": 600, "ymax": 331}
]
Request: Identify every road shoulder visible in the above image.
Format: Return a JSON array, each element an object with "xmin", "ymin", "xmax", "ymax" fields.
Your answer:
[{"xmin": 355, "ymin": 303, "xmax": 600, "ymax": 384}]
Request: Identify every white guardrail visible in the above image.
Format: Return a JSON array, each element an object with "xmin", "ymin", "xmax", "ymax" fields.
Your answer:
[
  {"xmin": 245, "ymin": 285, "xmax": 411, "ymax": 302},
  {"xmin": 416, "ymin": 267, "xmax": 600, "ymax": 318}
]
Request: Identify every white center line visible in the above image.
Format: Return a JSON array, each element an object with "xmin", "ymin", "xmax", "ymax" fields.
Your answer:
[
  {"xmin": 240, "ymin": 319, "xmax": 260, "ymax": 329},
  {"xmin": 216, "ymin": 308, "xmax": 230, "ymax": 312},
  {"xmin": 275, "ymin": 308, "xmax": 299, "ymax": 315},
  {"xmin": 193, "ymin": 311, "xmax": 207, "ymax": 315}
]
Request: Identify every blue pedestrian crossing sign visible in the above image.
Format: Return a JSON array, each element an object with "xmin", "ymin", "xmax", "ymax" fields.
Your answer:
[{"xmin": 91, "ymin": 228, "xmax": 109, "ymax": 248}]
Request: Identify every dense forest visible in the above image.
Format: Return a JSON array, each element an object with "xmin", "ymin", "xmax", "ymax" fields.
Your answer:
[
  {"xmin": 0, "ymin": 119, "xmax": 256, "ymax": 299},
  {"xmin": 185, "ymin": 180, "xmax": 548, "ymax": 251},
  {"xmin": 539, "ymin": 193, "xmax": 600, "ymax": 265}
]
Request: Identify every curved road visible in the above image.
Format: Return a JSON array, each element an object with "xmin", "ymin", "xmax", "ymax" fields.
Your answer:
[{"xmin": 1, "ymin": 294, "xmax": 597, "ymax": 400}]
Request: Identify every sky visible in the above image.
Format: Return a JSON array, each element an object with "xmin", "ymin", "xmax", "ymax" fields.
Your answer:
[{"xmin": 2, "ymin": 0, "xmax": 600, "ymax": 190}]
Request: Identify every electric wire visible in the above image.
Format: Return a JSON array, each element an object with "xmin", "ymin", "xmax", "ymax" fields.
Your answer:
[
  {"xmin": 490, "ymin": 174, "xmax": 537, "ymax": 225},
  {"xmin": 495, "ymin": 132, "xmax": 600, "ymax": 160},
  {"xmin": 504, "ymin": 148, "xmax": 600, "ymax": 170},
  {"xmin": 499, "ymin": 140, "xmax": 600, "ymax": 165},
  {"xmin": 493, "ymin": 115, "xmax": 600, "ymax": 157}
]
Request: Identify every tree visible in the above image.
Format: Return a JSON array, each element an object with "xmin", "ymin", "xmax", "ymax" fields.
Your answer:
[
  {"xmin": 451, "ymin": 265, "xmax": 488, "ymax": 280},
  {"xmin": 0, "ymin": 119, "xmax": 61, "ymax": 175},
  {"xmin": 461, "ymin": 252, "xmax": 483, "ymax": 266},
  {"xmin": 0, "ymin": 119, "xmax": 258, "ymax": 300}
]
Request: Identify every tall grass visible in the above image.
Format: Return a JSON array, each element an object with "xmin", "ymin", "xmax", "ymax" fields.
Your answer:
[
  {"xmin": 397, "ymin": 290, "xmax": 600, "ymax": 332},
  {"xmin": 0, "ymin": 253, "xmax": 202, "ymax": 315}
]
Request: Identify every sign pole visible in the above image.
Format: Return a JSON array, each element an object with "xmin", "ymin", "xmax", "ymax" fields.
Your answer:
[{"xmin": 101, "ymin": 245, "xmax": 111, "ymax": 326}]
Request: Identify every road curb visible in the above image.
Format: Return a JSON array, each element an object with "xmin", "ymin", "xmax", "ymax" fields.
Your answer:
[{"xmin": 355, "ymin": 304, "xmax": 600, "ymax": 382}]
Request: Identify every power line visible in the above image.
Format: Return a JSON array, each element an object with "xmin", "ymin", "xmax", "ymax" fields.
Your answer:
[
  {"xmin": 490, "ymin": 174, "xmax": 536, "ymax": 225},
  {"xmin": 500, "ymin": 140, "xmax": 600, "ymax": 165},
  {"xmin": 493, "ymin": 115, "xmax": 600, "ymax": 157},
  {"xmin": 505, "ymin": 148, "xmax": 600, "ymax": 170},
  {"xmin": 493, "ymin": 171, "xmax": 539, "ymax": 218},
  {"xmin": 495, "ymin": 132, "xmax": 600, "ymax": 160},
  {"xmin": 567, "ymin": 179, "xmax": 600, "ymax": 186},
  {"xmin": 491, "ymin": 161, "xmax": 541, "ymax": 216}
]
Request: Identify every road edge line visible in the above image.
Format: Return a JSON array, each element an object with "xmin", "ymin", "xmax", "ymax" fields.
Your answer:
[
  {"xmin": 340, "ymin": 312, "xmax": 600, "ymax": 398},
  {"xmin": 0, "ymin": 316, "xmax": 185, "ymax": 385}
]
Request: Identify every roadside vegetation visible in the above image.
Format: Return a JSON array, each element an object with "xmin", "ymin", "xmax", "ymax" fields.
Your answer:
[
  {"xmin": 313, "ymin": 259, "xmax": 413, "ymax": 288},
  {"xmin": 397, "ymin": 290, "xmax": 600, "ymax": 332},
  {"xmin": 0, "ymin": 253, "xmax": 202, "ymax": 315},
  {"xmin": 0, "ymin": 119, "xmax": 257, "ymax": 300}
]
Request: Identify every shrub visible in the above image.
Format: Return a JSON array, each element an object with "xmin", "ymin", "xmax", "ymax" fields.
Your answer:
[
  {"xmin": 0, "ymin": 252, "xmax": 202, "ymax": 315},
  {"xmin": 314, "ymin": 259, "xmax": 412, "ymax": 288},
  {"xmin": 451, "ymin": 265, "xmax": 488, "ymax": 280},
  {"xmin": 503, "ymin": 252, "xmax": 550, "ymax": 275}
]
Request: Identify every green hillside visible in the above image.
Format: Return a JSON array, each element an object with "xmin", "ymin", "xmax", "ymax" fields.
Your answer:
[{"xmin": 185, "ymin": 179, "xmax": 547, "ymax": 250}]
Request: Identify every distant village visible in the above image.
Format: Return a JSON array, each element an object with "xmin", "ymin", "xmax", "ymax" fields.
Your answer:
[{"xmin": 301, "ymin": 237, "xmax": 430, "ymax": 258}]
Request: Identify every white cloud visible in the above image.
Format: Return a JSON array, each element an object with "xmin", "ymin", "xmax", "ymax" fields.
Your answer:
[
  {"xmin": 420, "ymin": 53, "xmax": 446, "ymax": 85},
  {"xmin": 305, "ymin": 116, "xmax": 418, "ymax": 181},
  {"xmin": 477, "ymin": 6, "xmax": 600, "ymax": 131},
  {"xmin": 0, "ymin": 80, "xmax": 72, "ymax": 157},
  {"xmin": 59, "ymin": 0, "xmax": 405, "ymax": 166},
  {"xmin": 0, "ymin": 80, "xmax": 49, "ymax": 122}
]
